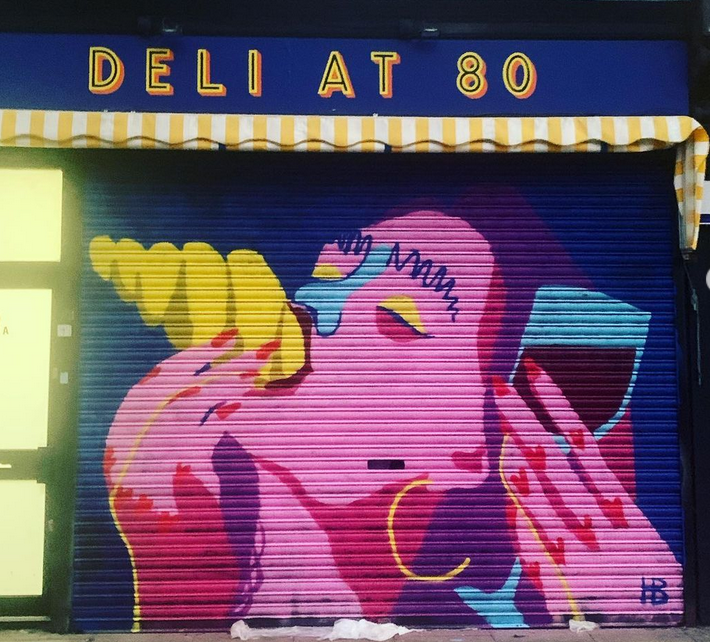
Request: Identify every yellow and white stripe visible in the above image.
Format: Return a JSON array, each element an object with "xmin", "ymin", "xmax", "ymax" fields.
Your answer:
[{"xmin": 0, "ymin": 110, "xmax": 706, "ymax": 251}]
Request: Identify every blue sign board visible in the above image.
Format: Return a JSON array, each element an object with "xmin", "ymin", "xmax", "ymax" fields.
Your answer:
[{"xmin": 0, "ymin": 34, "xmax": 688, "ymax": 116}]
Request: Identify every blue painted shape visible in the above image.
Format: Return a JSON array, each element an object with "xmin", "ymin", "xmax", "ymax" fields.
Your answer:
[
  {"xmin": 455, "ymin": 558, "xmax": 528, "ymax": 628},
  {"xmin": 553, "ymin": 433, "xmax": 572, "ymax": 455},
  {"xmin": 509, "ymin": 286, "xmax": 650, "ymax": 440},
  {"xmin": 294, "ymin": 244, "xmax": 390, "ymax": 336}
]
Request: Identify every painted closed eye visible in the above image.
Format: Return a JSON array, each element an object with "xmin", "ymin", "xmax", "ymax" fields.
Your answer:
[{"xmin": 376, "ymin": 295, "xmax": 431, "ymax": 342}]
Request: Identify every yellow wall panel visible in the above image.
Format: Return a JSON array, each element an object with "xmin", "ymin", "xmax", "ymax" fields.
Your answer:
[
  {"xmin": 0, "ymin": 481, "xmax": 45, "ymax": 596},
  {"xmin": 0, "ymin": 169, "xmax": 62, "ymax": 262},
  {"xmin": 0, "ymin": 289, "xmax": 52, "ymax": 450}
]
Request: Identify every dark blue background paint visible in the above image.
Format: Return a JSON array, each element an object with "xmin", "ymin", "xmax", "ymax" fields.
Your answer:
[
  {"xmin": 75, "ymin": 150, "xmax": 683, "ymax": 630},
  {"xmin": 0, "ymin": 34, "xmax": 688, "ymax": 116}
]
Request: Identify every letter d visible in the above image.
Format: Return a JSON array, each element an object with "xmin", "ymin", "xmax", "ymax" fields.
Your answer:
[{"xmin": 89, "ymin": 46, "xmax": 125, "ymax": 95}]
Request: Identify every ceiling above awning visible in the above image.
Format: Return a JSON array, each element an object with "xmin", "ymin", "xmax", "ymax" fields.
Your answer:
[{"xmin": 0, "ymin": 110, "xmax": 706, "ymax": 252}]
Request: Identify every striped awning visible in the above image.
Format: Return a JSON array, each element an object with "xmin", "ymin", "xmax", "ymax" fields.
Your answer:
[{"xmin": 0, "ymin": 110, "xmax": 707, "ymax": 251}]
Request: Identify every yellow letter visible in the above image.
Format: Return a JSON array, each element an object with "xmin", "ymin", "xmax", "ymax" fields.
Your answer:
[
  {"xmin": 503, "ymin": 52, "xmax": 537, "ymax": 99},
  {"xmin": 197, "ymin": 49, "xmax": 226, "ymax": 96},
  {"xmin": 370, "ymin": 51, "xmax": 400, "ymax": 98},
  {"xmin": 456, "ymin": 52, "xmax": 488, "ymax": 99},
  {"xmin": 146, "ymin": 48, "xmax": 174, "ymax": 96},
  {"xmin": 89, "ymin": 46, "xmax": 125, "ymax": 95},
  {"xmin": 318, "ymin": 51, "xmax": 355, "ymax": 98},
  {"xmin": 248, "ymin": 49, "xmax": 262, "ymax": 97}
]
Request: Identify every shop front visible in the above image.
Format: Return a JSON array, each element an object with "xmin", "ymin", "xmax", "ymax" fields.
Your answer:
[{"xmin": 0, "ymin": 32, "xmax": 705, "ymax": 633}]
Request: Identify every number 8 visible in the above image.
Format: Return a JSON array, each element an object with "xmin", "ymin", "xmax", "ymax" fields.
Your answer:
[{"xmin": 456, "ymin": 52, "xmax": 488, "ymax": 100}]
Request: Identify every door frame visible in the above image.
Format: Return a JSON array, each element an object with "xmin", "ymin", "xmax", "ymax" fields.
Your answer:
[{"xmin": 0, "ymin": 148, "xmax": 81, "ymax": 632}]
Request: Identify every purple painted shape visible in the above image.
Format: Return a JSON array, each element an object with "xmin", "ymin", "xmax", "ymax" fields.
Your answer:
[
  {"xmin": 451, "ymin": 186, "xmax": 591, "ymax": 378},
  {"xmin": 393, "ymin": 390, "xmax": 551, "ymax": 626},
  {"xmin": 212, "ymin": 432, "xmax": 263, "ymax": 617}
]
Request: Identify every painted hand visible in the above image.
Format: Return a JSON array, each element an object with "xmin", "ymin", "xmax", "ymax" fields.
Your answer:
[
  {"xmin": 495, "ymin": 358, "xmax": 682, "ymax": 623},
  {"xmin": 105, "ymin": 328, "xmax": 266, "ymax": 500},
  {"xmin": 103, "ymin": 329, "xmax": 268, "ymax": 626}
]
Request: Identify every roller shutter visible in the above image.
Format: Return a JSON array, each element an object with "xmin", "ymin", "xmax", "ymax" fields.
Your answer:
[{"xmin": 74, "ymin": 150, "xmax": 684, "ymax": 631}]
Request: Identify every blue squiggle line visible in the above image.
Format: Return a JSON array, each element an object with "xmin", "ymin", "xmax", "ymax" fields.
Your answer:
[
  {"xmin": 199, "ymin": 402, "xmax": 224, "ymax": 426},
  {"xmin": 387, "ymin": 242, "xmax": 460, "ymax": 321},
  {"xmin": 334, "ymin": 229, "xmax": 460, "ymax": 322},
  {"xmin": 336, "ymin": 230, "xmax": 372, "ymax": 259}
]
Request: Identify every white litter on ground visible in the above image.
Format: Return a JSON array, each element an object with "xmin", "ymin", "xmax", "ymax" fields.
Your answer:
[
  {"xmin": 569, "ymin": 618, "xmax": 598, "ymax": 633},
  {"xmin": 231, "ymin": 620, "xmax": 322, "ymax": 639},
  {"xmin": 230, "ymin": 618, "xmax": 416, "ymax": 641},
  {"xmin": 326, "ymin": 619, "xmax": 414, "ymax": 640}
]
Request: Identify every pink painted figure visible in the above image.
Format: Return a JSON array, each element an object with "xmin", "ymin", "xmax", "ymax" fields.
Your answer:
[{"xmin": 103, "ymin": 211, "xmax": 682, "ymax": 629}]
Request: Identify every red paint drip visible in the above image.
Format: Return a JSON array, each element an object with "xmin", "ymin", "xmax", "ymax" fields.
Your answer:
[
  {"xmin": 103, "ymin": 446, "xmax": 117, "ymax": 479},
  {"xmin": 139, "ymin": 366, "xmax": 161, "ymax": 385},
  {"xmin": 570, "ymin": 429, "xmax": 586, "ymax": 451},
  {"xmin": 216, "ymin": 402, "xmax": 242, "ymax": 420},
  {"xmin": 598, "ymin": 412, "xmax": 636, "ymax": 499},
  {"xmin": 256, "ymin": 339, "xmax": 282, "ymax": 360},
  {"xmin": 522, "ymin": 445, "xmax": 546, "ymax": 472},
  {"xmin": 571, "ymin": 514, "xmax": 599, "ymax": 551},
  {"xmin": 136, "ymin": 493, "xmax": 154, "ymax": 513},
  {"xmin": 600, "ymin": 497, "xmax": 629, "ymax": 529},
  {"xmin": 452, "ymin": 447, "xmax": 485, "ymax": 474},
  {"xmin": 504, "ymin": 499, "xmax": 519, "ymax": 528},
  {"xmin": 211, "ymin": 328, "xmax": 239, "ymax": 348},
  {"xmin": 548, "ymin": 537, "xmax": 566, "ymax": 566},
  {"xmin": 168, "ymin": 386, "xmax": 201, "ymax": 405},
  {"xmin": 510, "ymin": 467, "xmax": 530, "ymax": 497},
  {"xmin": 525, "ymin": 561, "xmax": 544, "ymax": 592},
  {"xmin": 493, "ymin": 375, "xmax": 511, "ymax": 397},
  {"xmin": 524, "ymin": 357, "xmax": 543, "ymax": 382}
]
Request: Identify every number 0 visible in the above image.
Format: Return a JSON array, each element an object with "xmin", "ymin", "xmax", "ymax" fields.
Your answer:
[{"xmin": 503, "ymin": 53, "xmax": 537, "ymax": 99}]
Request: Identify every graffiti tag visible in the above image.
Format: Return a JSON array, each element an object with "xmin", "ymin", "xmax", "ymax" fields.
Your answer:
[{"xmin": 640, "ymin": 578, "xmax": 669, "ymax": 605}]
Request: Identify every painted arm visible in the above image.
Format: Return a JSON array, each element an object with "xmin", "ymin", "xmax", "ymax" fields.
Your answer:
[{"xmin": 104, "ymin": 330, "xmax": 263, "ymax": 628}]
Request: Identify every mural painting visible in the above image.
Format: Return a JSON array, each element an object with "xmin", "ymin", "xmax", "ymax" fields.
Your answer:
[{"xmin": 76, "ymin": 155, "xmax": 683, "ymax": 631}]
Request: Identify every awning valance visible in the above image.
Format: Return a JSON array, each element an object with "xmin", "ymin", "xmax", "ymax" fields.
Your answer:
[{"xmin": 0, "ymin": 110, "xmax": 706, "ymax": 252}]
